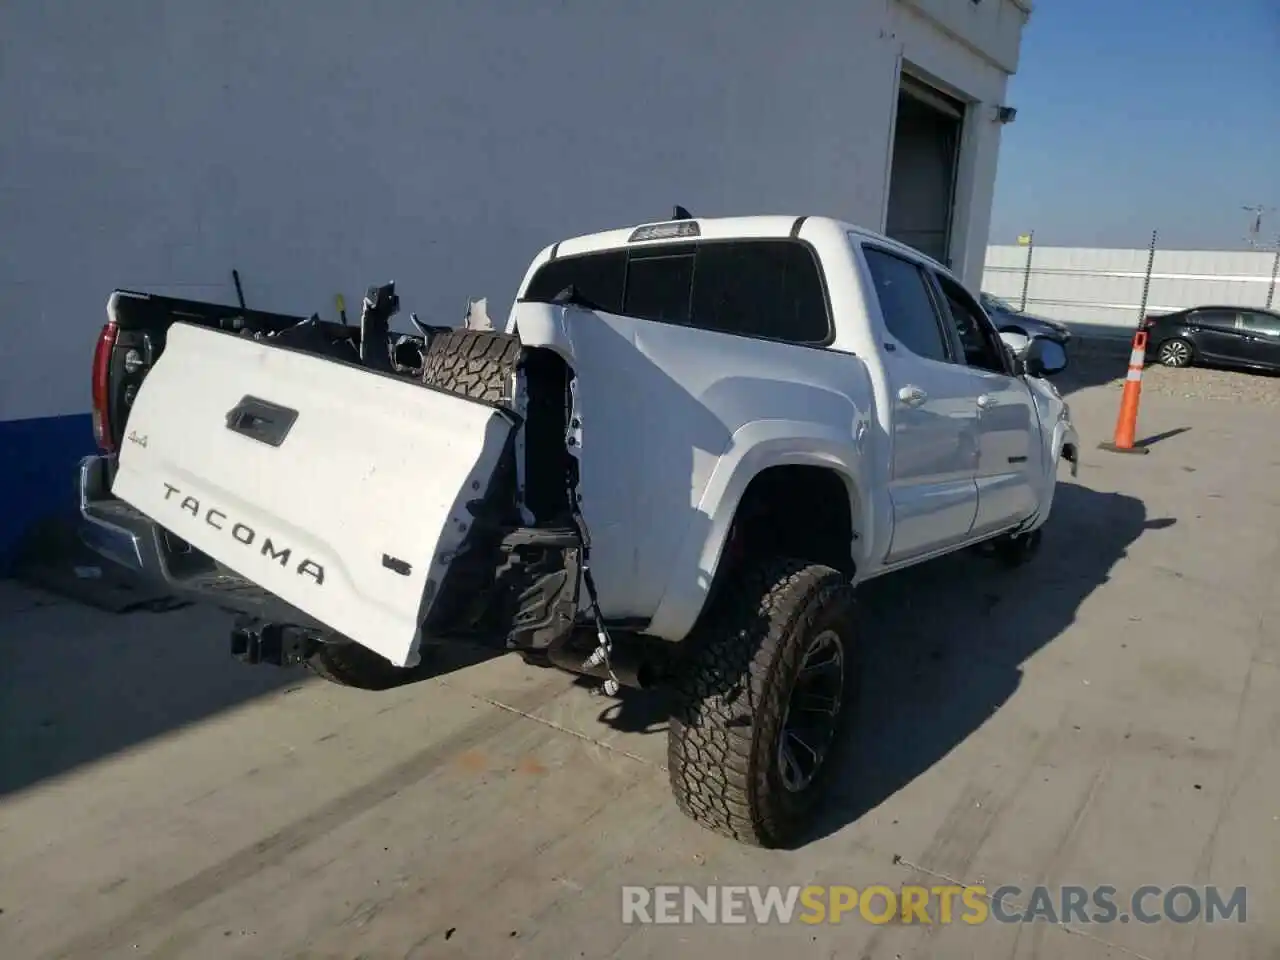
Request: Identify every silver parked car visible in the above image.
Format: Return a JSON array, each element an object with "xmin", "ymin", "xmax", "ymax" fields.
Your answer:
[{"xmin": 980, "ymin": 293, "xmax": 1072, "ymax": 347}]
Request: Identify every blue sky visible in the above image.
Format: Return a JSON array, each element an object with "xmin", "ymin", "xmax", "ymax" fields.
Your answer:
[{"xmin": 990, "ymin": 0, "xmax": 1279, "ymax": 250}]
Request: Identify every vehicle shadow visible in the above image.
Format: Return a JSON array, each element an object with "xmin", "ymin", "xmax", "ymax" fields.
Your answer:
[
  {"xmin": 572, "ymin": 675, "xmax": 670, "ymax": 735},
  {"xmin": 808, "ymin": 481, "xmax": 1173, "ymax": 845},
  {"xmin": 0, "ymin": 599, "xmax": 499, "ymax": 798},
  {"xmin": 581, "ymin": 482, "xmax": 1173, "ymax": 849},
  {"xmin": 1054, "ymin": 343, "xmax": 1131, "ymax": 397}
]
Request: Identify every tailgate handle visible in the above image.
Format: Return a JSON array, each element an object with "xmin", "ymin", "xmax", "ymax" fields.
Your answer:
[{"xmin": 225, "ymin": 396, "xmax": 298, "ymax": 447}]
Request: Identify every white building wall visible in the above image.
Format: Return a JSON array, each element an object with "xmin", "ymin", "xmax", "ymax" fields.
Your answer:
[
  {"xmin": 899, "ymin": 0, "xmax": 1028, "ymax": 73},
  {"xmin": 0, "ymin": 0, "xmax": 1023, "ymax": 563},
  {"xmin": 2, "ymin": 0, "xmax": 1021, "ymax": 423}
]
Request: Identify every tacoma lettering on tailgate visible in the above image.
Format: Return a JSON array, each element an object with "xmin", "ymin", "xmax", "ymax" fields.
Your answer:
[{"xmin": 162, "ymin": 483, "xmax": 325, "ymax": 584}]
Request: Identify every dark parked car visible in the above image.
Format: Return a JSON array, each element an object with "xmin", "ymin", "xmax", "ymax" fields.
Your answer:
[
  {"xmin": 980, "ymin": 293, "xmax": 1072, "ymax": 346},
  {"xmin": 1142, "ymin": 306, "xmax": 1280, "ymax": 372}
]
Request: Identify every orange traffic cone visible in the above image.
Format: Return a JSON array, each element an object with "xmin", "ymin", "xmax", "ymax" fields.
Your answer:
[{"xmin": 1099, "ymin": 330, "xmax": 1151, "ymax": 455}]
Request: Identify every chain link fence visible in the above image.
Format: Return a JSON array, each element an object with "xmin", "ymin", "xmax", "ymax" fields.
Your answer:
[{"xmin": 982, "ymin": 234, "xmax": 1280, "ymax": 341}]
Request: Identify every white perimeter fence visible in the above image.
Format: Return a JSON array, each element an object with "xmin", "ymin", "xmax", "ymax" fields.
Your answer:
[{"xmin": 982, "ymin": 242, "xmax": 1280, "ymax": 340}]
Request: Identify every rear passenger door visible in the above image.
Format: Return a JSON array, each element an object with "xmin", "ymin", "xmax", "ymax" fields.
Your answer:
[
  {"xmin": 1186, "ymin": 309, "xmax": 1245, "ymax": 363},
  {"xmin": 931, "ymin": 271, "xmax": 1040, "ymax": 534},
  {"xmin": 1237, "ymin": 311, "xmax": 1280, "ymax": 368},
  {"xmin": 861, "ymin": 246, "xmax": 980, "ymax": 563}
]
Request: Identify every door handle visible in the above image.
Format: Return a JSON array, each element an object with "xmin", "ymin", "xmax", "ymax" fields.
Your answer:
[
  {"xmin": 977, "ymin": 394, "xmax": 997, "ymax": 410},
  {"xmin": 898, "ymin": 385, "xmax": 927, "ymax": 407},
  {"xmin": 225, "ymin": 395, "xmax": 298, "ymax": 447}
]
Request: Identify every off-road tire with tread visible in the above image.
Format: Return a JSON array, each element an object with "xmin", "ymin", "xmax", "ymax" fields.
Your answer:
[
  {"xmin": 667, "ymin": 557, "xmax": 859, "ymax": 848},
  {"xmin": 420, "ymin": 329, "xmax": 522, "ymax": 406},
  {"xmin": 307, "ymin": 641, "xmax": 414, "ymax": 691}
]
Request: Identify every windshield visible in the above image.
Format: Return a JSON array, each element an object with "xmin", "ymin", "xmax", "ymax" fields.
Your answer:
[{"xmin": 982, "ymin": 293, "xmax": 1015, "ymax": 312}]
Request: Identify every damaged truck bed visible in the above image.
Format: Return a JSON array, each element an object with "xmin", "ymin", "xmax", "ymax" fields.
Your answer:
[{"xmin": 84, "ymin": 286, "xmax": 592, "ymax": 677}]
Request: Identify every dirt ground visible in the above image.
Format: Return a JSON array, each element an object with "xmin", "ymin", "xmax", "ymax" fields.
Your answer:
[{"xmin": 2, "ymin": 354, "xmax": 1278, "ymax": 959}]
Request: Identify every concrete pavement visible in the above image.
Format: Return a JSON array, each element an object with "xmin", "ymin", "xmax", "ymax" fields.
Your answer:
[{"xmin": 1, "ymin": 365, "xmax": 1278, "ymax": 959}]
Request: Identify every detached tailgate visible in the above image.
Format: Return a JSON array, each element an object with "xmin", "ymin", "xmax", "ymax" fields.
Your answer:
[{"xmin": 112, "ymin": 322, "xmax": 514, "ymax": 666}]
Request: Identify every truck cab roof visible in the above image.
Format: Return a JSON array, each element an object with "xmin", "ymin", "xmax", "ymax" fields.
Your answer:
[{"xmin": 538, "ymin": 214, "xmax": 947, "ymax": 273}]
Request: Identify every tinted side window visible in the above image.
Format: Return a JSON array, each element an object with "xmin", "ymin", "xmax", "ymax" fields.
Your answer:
[
  {"xmin": 624, "ymin": 248, "xmax": 695, "ymax": 324},
  {"xmin": 524, "ymin": 251, "xmax": 626, "ymax": 313},
  {"xmin": 1241, "ymin": 311, "xmax": 1280, "ymax": 335},
  {"xmin": 936, "ymin": 273, "xmax": 1009, "ymax": 374},
  {"xmin": 1191, "ymin": 309, "xmax": 1236, "ymax": 330},
  {"xmin": 862, "ymin": 248, "xmax": 949, "ymax": 362},
  {"xmin": 691, "ymin": 241, "xmax": 830, "ymax": 343}
]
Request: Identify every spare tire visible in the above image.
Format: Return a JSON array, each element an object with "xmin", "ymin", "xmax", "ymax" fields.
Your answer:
[{"xmin": 420, "ymin": 329, "xmax": 522, "ymax": 407}]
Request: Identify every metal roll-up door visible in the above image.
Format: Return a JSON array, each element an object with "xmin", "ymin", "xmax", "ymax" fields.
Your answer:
[{"xmin": 886, "ymin": 73, "xmax": 966, "ymax": 265}]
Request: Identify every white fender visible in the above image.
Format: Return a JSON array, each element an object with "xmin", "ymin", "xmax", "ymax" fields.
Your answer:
[
  {"xmin": 645, "ymin": 418, "xmax": 872, "ymax": 642},
  {"xmin": 509, "ymin": 300, "xmax": 578, "ymax": 365}
]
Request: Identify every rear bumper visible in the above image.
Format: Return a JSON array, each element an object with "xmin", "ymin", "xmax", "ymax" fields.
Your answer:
[
  {"xmin": 77, "ymin": 454, "xmax": 329, "ymax": 628},
  {"xmin": 78, "ymin": 454, "xmax": 150, "ymax": 573}
]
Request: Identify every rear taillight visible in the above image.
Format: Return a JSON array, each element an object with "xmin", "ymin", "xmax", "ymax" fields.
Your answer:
[{"xmin": 91, "ymin": 321, "xmax": 119, "ymax": 452}]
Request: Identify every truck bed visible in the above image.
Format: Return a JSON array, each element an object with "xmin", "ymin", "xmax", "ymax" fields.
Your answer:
[{"xmin": 98, "ymin": 289, "xmax": 434, "ymax": 454}]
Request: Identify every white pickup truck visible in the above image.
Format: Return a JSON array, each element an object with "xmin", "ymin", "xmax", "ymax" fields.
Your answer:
[{"xmin": 79, "ymin": 212, "xmax": 1078, "ymax": 848}]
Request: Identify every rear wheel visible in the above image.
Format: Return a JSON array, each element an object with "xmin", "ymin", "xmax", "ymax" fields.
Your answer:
[
  {"xmin": 307, "ymin": 641, "xmax": 412, "ymax": 691},
  {"xmin": 1157, "ymin": 337, "xmax": 1193, "ymax": 368},
  {"xmin": 668, "ymin": 557, "xmax": 858, "ymax": 848}
]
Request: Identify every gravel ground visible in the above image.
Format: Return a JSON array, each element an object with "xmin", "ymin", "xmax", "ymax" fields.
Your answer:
[
  {"xmin": 1068, "ymin": 337, "xmax": 1280, "ymax": 406},
  {"xmin": 1131, "ymin": 363, "xmax": 1280, "ymax": 405}
]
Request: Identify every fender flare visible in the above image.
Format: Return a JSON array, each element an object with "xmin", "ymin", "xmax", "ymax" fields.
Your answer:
[
  {"xmin": 509, "ymin": 301, "xmax": 578, "ymax": 365},
  {"xmin": 1026, "ymin": 417, "xmax": 1079, "ymax": 533},
  {"xmin": 644, "ymin": 419, "xmax": 872, "ymax": 642},
  {"xmin": 1052, "ymin": 417, "xmax": 1079, "ymax": 476}
]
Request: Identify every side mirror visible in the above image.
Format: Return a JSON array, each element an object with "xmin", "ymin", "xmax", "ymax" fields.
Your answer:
[
  {"xmin": 1006, "ymin": 347, "xmax": 1026, "ymax": 377},
  {"xmin": 1024, "ymin": 337, "xmax": 1068, "ymax": 378},
  {"xmin": 999, "ymin": 330, "xmax": 1029, "ymax": 375},
  {"xmin": 999, "ymin": 329, "xmax": 1031, "ymax": 358}
]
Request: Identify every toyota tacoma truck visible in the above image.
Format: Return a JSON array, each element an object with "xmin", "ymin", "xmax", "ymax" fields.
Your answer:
[{"xmin": 78, "ymin": 212, "xmax": 1078, "ymax": 848}]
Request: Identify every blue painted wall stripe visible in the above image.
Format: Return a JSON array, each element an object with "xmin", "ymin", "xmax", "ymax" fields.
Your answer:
[{"xmin": 0, "ymin": 413, "xmax": 96, "ymax": 572}]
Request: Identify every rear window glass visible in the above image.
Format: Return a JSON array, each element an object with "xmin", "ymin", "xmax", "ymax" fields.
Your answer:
[
  {"xmin": 625, "ymin": 249, "xmax": 695, "ymax": 324},
  {"xmin": 522, "ymin": 239, "xmax": 829, "ymax": 345},
  {"xmin": 691, "ymin": 242, "xmax": 828, "ymax": 343},
  {"xmin": 523, "ymin": 250, "xmax": 625, "ymax": 314}
]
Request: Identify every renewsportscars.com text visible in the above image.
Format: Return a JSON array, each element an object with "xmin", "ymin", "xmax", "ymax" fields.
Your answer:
[{"xmin": 621, "ymin": 884, "xmax": 1247, "ymax": 926}]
